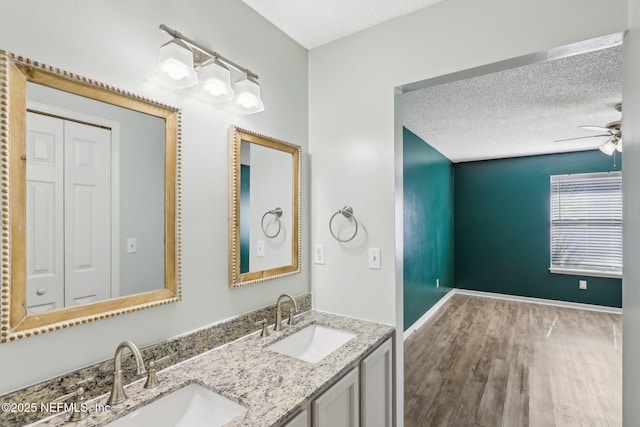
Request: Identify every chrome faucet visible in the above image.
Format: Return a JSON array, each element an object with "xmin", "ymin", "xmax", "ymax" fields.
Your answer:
[
  {"xmin": 107, "ymin": 340, "xmax": 147, "ymax": 405},
  {"xmin": 274, "ymin": 293, "xmax": 299, "ymax": 331}
]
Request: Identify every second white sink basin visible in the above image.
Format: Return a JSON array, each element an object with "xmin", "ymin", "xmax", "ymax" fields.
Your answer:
[
  {"xmin": 106, "ymin": 383, "xmax": 246, "ymax": 427},
  {"xmin": 267, "ymin": 324, "xmax": 357, "ymax": 363}
]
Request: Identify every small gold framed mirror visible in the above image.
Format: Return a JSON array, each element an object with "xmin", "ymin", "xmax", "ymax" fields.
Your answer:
[
  {"xmin": 229, "ymin": 126, "xmax": 301, "ymax": 287},
  {"xmin": 0, "ymin": 52, "xmax": 182, "ymax": 342}
]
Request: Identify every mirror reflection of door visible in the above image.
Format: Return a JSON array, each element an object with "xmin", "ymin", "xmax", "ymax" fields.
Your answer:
[
  {"xmin": 0, "ymin": 57, "xmax": 181, "ymax": 342},
  {"xmin": 22, "ymin": 81, "xmax": 167, "ymax": 314},
  {"xmin": 26, "ymin": 111, "xmax": 112, "ymax": 313}
]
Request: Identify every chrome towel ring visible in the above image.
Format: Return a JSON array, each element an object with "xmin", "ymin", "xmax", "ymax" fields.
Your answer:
[
  {"xmin": 261, "ymin": 207, "xmax": 283, "ymax": 238},
  {"xmin": 329, "ymin": 206, "xmax": 359, "ymax": 242}
]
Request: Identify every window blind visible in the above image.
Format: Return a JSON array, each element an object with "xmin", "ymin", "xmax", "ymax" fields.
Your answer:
[{"xmin": 550, "ymin": 171, "xmax": 622, "ymax": 276}]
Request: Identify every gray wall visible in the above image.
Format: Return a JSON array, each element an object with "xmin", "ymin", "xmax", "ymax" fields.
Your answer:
[
  {"xmin": 0, "ymin": 0, "xmax": 309, "ymax": 394},
  {"xmin": 308, "ymin": 1, "xmax": 628, "ymax": 424}
]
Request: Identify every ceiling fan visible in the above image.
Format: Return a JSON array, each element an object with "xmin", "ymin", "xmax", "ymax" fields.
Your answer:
[{"xmin": 555, "ymin": 103, "xmax": 622, "ymax": 155}]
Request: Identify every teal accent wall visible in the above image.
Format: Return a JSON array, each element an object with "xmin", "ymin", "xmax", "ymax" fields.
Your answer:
[
  {"xmin": 454, "ymin": 150, "xmax": 622, "ymax": 307},
  {"xmin": 240, "ymin": 164, "xmax": 250, "ymax": 274},
  {"xmin": 403, "ymin": 128, "xmax": 454, "ymax": 330}
]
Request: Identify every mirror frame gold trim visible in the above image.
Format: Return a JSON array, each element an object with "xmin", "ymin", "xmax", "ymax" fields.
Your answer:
[
  {"xmin": 229, "ymin": 126, "xmax": 301, "ymax": 287},
  {"xmin": 0, "ymin": 51, "xmax": 182, "ymax": 343}
]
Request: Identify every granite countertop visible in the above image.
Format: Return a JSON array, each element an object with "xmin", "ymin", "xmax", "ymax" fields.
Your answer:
[{"xmin": 30, "ymin": 310, "xmax": 394, "ymax": 427}]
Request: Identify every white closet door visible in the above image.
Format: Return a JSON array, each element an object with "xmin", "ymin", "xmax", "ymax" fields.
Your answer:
[
  {"xmin": 64, "ymin": 120, "xmax": 111, "ymax": 306},
  {"xmin": 26, "ymin": 112, "xmax": 65, "ymax": 313}
]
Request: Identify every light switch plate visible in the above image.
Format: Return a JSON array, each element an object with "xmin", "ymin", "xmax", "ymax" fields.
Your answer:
[
  {"xmin": 314, "ymin": 244, "xmax": 325, "ymax": 264},
  {"xmin": 257, "ymin": 240, "xmax": 265, "ymax": 258},
  {"xmin": 368, "ymin": 248, "xmax": 381, "ymax": 269},
  {"xmin": 127, "ymin": 238, "xmax": 137, "ymax": 254}
]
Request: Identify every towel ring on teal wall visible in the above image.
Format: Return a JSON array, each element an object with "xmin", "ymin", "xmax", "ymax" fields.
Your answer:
[
  {"xmin": 329, "ymin": 206, "xmax": 359, "ymax": 242},
  {"xmin": 261, "ymin": 207, "xmax": 283, "ymax": 238}
]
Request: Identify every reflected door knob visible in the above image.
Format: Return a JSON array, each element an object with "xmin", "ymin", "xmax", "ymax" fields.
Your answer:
[{"xmin": 36, "ymin": 288, "xmax": 46, "ymax": 295}]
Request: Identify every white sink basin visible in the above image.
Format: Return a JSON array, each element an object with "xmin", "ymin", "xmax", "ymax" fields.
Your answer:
[
  {"xmin": 267, "ymin": 324, "xmax": 357, "ymax": 363},
  {"xmin": 106, "ymin": 383, "xmax": 246, "ymax": 427}
]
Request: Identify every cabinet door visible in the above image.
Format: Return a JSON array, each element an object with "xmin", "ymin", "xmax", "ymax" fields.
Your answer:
[
  {"xmin": 284, "ymin": 405, "xmax": 310, "ymax": 427},
  {"xmin": 313, "ymin": 367, "xmax": 359, "ymax": 427},
  {"xmin": 361, "ymin": 338, "xmax": 393, "ymax": 427}
]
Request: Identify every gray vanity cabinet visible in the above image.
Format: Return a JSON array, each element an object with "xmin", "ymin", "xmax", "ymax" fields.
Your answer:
[
  {"xmin": 285, "ymin": 404, "xmax": 311, "ymax": 427},
  {"xmin": 361, "ymin": 338, "xmax": 393, "ymax": 427},
  {"xmin": 313, "ymin": 367, "xmax": 360, "ymax": 427},
  {"xmin": 282, "ymin": 337, "xmax": 393, "ymax": 427}
]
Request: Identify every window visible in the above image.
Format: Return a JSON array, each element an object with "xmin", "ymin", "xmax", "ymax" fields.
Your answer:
[{"xmin": 550, "ymin": 172, "xmax": 622, "ymax": 278}]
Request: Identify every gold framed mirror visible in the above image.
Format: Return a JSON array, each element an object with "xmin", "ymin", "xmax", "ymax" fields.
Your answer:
[
  {"xmin": 0, "ymin": 52, "xmax": 182, "ymax": 342},
  {"xmin": 229, "ymin": 126, "xmax": 301, "ymax": 287}
]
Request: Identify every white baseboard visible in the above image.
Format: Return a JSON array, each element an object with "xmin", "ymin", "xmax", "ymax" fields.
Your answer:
[
  {"xmin": 403, "ymin": 290, "xmax": 456, "ymax": 340},
  {"xmin": 403, "ymin": 288, "xmax": 622, "ymax": 341},
  {"xmin": 454, "ymin": 288, "xmax": 623, "ymax": 315}
]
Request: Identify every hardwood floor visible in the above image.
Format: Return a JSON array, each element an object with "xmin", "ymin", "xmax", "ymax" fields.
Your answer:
[{"xmin": 404, "ymin": 294, "xmax": 622, "ymax": 427}]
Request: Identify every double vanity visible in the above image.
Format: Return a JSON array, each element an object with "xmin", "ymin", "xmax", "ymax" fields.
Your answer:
[
  {"xmin": 29, "ymin": 309, "xmax": 394, "ymax": 427},
  {"xmin": 0, "ymin": 51, "xmax": 394, "ymax": 427}
]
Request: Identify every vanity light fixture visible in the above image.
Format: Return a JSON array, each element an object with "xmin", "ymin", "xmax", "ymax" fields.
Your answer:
[
  {"xmin": 233, "ymin": 74, "xmax": 264, "ymax": 114},
  {"xmin": 200, "ymin": 58, "xmax": 235, "ymax": 102},
  {"xmin": 154, "ymin": 24, "xmax": 264, "ymax": 113},
  {"xmin": 153, "ymin": 39, "xmax": 199, "ymax": 89}
]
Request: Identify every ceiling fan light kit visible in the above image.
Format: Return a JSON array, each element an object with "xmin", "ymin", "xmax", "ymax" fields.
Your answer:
[
  {"xmin": 599, "ymin": 138, "xmax": 618, "ymax": 155},
  {"xmin": 593, "ymin": 115, "xmax": 622, "ymax": 156},
  {"xmin": 556, "ymin": 103, "xmax": 622, "ymax": 157}
]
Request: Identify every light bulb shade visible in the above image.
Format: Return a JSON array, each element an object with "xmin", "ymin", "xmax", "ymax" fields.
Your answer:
[
  {"xmin": 199, "ymin": 59, "xmax": 234, "ymax": 102},
  {"xmin": 153, "ymin": 40, "xmax": 199, "ymax": 89},
  {"xmin": 232, "ymin": 76, "xmax": 264, "ymax": 114},
  {"xmin": 616, "ymin": 139, "xmax": 622, "ymax": 152},
  {"xmin": 599, "ymin": 139, "xmax": 617, "ymax": 156}
]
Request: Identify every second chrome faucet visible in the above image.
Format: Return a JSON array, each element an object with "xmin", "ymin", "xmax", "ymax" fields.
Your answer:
[
  {"xmin": 274, "ymin": 293, "xmax": 298, "ymax": 332},
  {"xmin": 106, "ymin": 340, "xmax": 147, "ymax": 405}
]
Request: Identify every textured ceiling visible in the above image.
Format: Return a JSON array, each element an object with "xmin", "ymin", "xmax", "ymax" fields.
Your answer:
[
  {"xmin": 402, "ymin": 45, "xmax": 623, "ymax": 163},
  {"xmin": 241, "ymin": 0, "xmax": 442, "ymax": 49},
  {"xmin": 240, "ymin": 2, "xmax": 622, "ymax": 163}
]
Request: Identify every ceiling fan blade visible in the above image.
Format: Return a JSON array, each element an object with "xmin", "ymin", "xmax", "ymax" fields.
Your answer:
[
  {"xmin": 580, "ymin": 125, "xmax": 612, "ymax": 132},
  {"xmin": 554, "ymin": 134, "xmax": 611, "ymax": 142}
]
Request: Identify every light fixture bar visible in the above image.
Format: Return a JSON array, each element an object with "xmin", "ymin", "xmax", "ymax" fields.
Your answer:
[{"xmin": 159, "ymin": 24, "xmax": 258, "ymax": 80}]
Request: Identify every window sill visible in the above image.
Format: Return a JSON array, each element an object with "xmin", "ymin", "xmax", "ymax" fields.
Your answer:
[{"xmin": 549, "ymin": 268, "xmax": 622, "ymax": 279}]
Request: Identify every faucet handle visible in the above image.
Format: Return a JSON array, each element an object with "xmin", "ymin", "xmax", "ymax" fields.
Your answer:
[
  {"xmin": 255, "ymin": 319, "xmax": 270, "ymax": 337},
  {"xmin": 53, "ymin": 386, "xmax": 88, "ymax": 422},
  {"xmin": 144, "ymin": 361, "xmax": 160, "ymax": 389},
  {"xmin": 144, "ymin": 356, "xmax": 171, "ymax": 389},
  {"xmin": 287, "ymin": 309, "xmax": 296, "ymax": 326}
]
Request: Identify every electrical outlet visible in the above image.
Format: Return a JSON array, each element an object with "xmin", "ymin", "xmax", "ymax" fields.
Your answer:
[
  {"xmin": 579, "ymin": 280, "xmax": 587, "ymax": 290},
  {"xmin": 314, "ymin": 244, "xmax": 325, "ymax": 265},
  {"xmin": 436, "ymin": 279, "xmax": 440, "ymax": 288}
]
